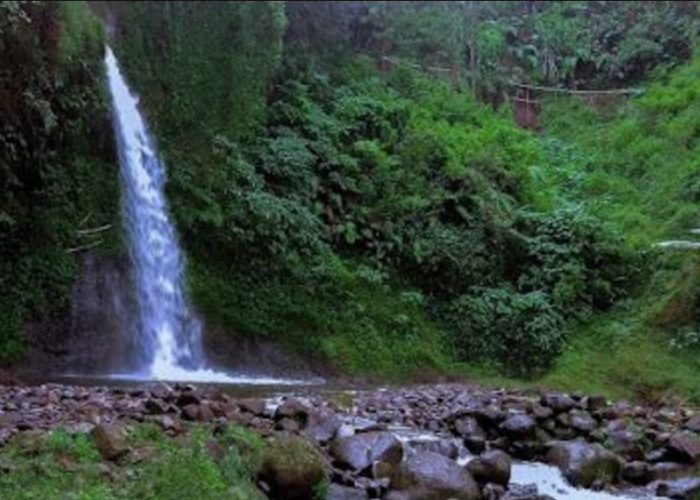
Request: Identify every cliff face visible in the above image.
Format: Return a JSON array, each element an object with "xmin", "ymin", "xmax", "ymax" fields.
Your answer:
[{"xmin": 25, "ymin": 254, "xmax": 140, "ymax": 376}]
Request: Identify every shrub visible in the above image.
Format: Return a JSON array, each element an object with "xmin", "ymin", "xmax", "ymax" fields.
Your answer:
[{"xmin": 446, "ymin": 287, "xmax": 565, "ymax": 376}]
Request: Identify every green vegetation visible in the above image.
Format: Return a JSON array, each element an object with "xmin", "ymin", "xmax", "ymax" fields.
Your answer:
[
  {"xmin": 2, "ymin": 1, "xmax": 700, "ymax": 399},
  {"xmin": 0, "ymin": 1, "xmax": 118, "ymax": 360},
  {"xmin": 0, "ymin": 424, "xmax": 266, "ymax": 500}
]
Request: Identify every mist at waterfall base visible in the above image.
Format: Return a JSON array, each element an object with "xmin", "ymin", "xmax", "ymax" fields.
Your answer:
[{"xmin": 105, "ymin": 47, "xmax": 315, "ymax": 386}]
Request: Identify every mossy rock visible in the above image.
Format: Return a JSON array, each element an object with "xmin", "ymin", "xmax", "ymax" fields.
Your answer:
[{"xmin": 258, "ymin": 434, "xmax": 328, "ymax": 500}]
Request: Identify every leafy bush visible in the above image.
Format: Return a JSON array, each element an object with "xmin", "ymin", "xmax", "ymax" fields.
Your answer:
[{"xmin": 446, "ymin": 287, "xmax": 564, "ymax": 376}]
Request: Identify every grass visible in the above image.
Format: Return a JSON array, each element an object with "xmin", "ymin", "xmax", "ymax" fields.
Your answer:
[
  {"xmin": 0, "ymin": 424, "xmax": 266, "ymax": 500},
  {"xmin": 189, "ymin": 254, "xmax": 452, "ymax": 381}
]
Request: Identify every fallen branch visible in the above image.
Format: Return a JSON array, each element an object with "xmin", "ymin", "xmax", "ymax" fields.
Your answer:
[
  {"xmin": 66, "ymin": 239, "xmax": 104, "ymax": 254},
  {"xmin": 77, "ymin": 224, "xmax": 112, "ymax": 236}
]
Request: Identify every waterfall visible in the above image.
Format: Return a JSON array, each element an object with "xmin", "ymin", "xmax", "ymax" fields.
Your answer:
[
  {"xmin": 106, "ymin": 47, "xmax": 217, "ymax": 382},
  {"xmin": 105, "ymin": 47, "xmax": 319, "ymax": 385}
]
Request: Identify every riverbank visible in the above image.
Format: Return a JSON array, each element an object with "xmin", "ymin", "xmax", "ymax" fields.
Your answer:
[{"xmin": 0, "ymin": 382, "xmax": 699, "ymax": 499}]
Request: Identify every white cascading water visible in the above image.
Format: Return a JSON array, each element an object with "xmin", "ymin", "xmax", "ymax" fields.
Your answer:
[
  {"xmin": 106, "ymin": 46, "xmax": 216, "ymax": 381},
  {"xmin": 106, "ymin": 47, "xmax": 317, "ymax": 385}
]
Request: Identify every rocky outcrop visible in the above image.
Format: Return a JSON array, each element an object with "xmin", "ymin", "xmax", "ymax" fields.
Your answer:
[
  {"xmin": 2, "ymin": 382, "xmax": 700, "ymax": 499},
  {"xmin": 331, "ymin": 432, "xmax": 403, "ymax": 471},
  {"xmin": 385, "ymin": 451, "xmax": 481, "ymax": 500},
  {"xmin": 92, "ymin": 423, "xmax": 129, "ymax": 461},
  {"xmin": 546, "ymin": 440, "xmax": 623, "ymax": 488},
  {"xmin": 258, "ymin": 434, "xmax": 328, "ymax": 500}
]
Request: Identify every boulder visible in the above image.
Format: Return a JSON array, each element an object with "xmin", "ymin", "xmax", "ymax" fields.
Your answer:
[
  {"xmin": 276, "ymin": 399, "xmax": 310, "ymax": 423},
  {"xmin": 331, "ymin": 432, "xmax": 403, "ymax": 471},
  {"xmin": 622, "ymin": 461, "xmax": 650, "ymax": 485},
  {"xmin": 454, "ymin": 417, "xmax": 486, "ymax": 439},
  {"xmin": 386, "ymin": 451, "xmax": 481, "ymax": 500},
  {"xmin": 667, "ymin": 432, "xmax": 700, "ymax": 463},
  {"xmin": 328, "ymin": 484, "xmax": 370, "ymax": 500},
  {"xmin": 685, "ymin": 414, "xmax": 700, "ymax": 433},
  {"xmin": 655, "ymin": 477, "xmax": 700, "ymax": 500},
  {"xmin": 607, "ymin": 430, "xmax": 644, "ymax": 460},
  {"xmin": 305, "ymin": 411, "xmax": 343, "ymax": 444},
  {"xmin": 649, "ymin": 462, "xmax": 696, "ymax": 481},
  {"xmin": 482, "ymin": 483, "xmax": 507, "ymax": 500},
  {"xmin": 546, "ymin": 440, "xmax": 623, "ymax": 488},
  {"xmin": 145, "ymin": 398, "xmax": 169, "ymax": 415},
  {"xmin": 258, "ymin": 435, "xmax": 328, "ymax": 500},
  {"xmin": 407, "ymin": 438, "xmax": 460, "ymax": 460},
  {"xmin": 92, "ymin": 424, "xmax": 128, "ymax": 461},
  {"xmin": 239, "ymin": 399, "xmax": 268, "ymax": 417},
  {"xmin": 503, "ymin": 483, "xmax": 544, "ymax": 500},
  {"xmin": 501, "ymin": 415, "xmax": 536, "ymax": 438},
  {"xmin": 532, "ymin": 405, "xmax": 553, "ymax": 421},
  {"xmin": 541, "ymin": 394, "xmax": 577, "ymax": 413},
  {"xmin": 570, "ymin": 411, "xmax": 597, "ymax": 434},
  {"xmin": 467, "ymin": 449, "xmax": 512, "ymax": 486}
]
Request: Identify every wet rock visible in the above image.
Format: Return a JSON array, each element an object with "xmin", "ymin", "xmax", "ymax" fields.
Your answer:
[
  {"xmin": 331, "ymin": 431, "xmax": 403, "ymax": 471},
  {"xmin": 337, "ymin": 424, "xmax": 355, "ymax": 440},
  {"xmin": 622, "ymin": 461, "xmax": 650, "ymax": 484},
  {"xmin": 328, "ymin": 484, "xmax": 370, "ymax": 500},
  {"xmin": 259, "ymin": 434, "xmax": 327, "ymax": 500},
  {"xmin": 546, "ymin": 440, "xmax": 623, "ymax": 488},
  {"xmin": 607, "ymin": 430, "xmax": 644, "ymax": 460},
  {"xmin": 501, "ymin": 414, "xmax": 536, "ymax": 438},
  {"xmin": 407, "ymin": 438, "xmax": 460, "ymax": 460},
  {"xmin": 385, "ymin": 451, "xmax": 481, "ymax": 500},
  {"xmin": 145, "ymin": 398, "xmax": 169, "ymax": 415},
  {"xmin": 503, "ymin": 483, "xmax": 540, "ymax": 500},
  {"xmin": 239, "ymin": 399, "xmax": 267, "ymax": 417},
  {"xmin": 181, "ymin": 403, "xmax": 214, "ymax": 422},
  {"xmin": 454, "ymin": 416, "xmax": 486, "ymax": 439},
  {"xmin": 570, "ymin": 411, "xmax": 597, "ymax": 434},
  {"xmin": 475, "ymin": 406, "xmax": 506, "ymax": 427},
  {"xmin": 92, "ymin": 424, "xmax": 128, "ymax": 461},
  {"xmin": 176, "ymin": 391, "xmax": 200, "ymax": 408},
  {"xmin": 372, "ymin": 460, "xmax": 394, "ymax": 480},
  {"xmin": 541, "ymin": 394, "xmax": 576, "ymax": 413},
  {"xmin": 685, "ymin": 414, "xmax": 700, "ymax": 433},
  {"xmin": 467, "ymin": 449, "xmax": 512, "ymax": 486},
  {"xmin": 276, "ymin": 399, "xmax": 310, "ymax": 423},
  {"xmin": 483, "ymin": 483, "xmax": 507, "ymax": 500},
  {"xmin": 655, "ymin": 477, "xmax": 700, "ymax": 500},
  {"xmin": 668, "ymin": 432, "xmax": 700, "ymax": 463},
  {"xmin": 275, "ymin": 417, "xmax": 300, "ymax": 433},
  {"xmin": 304, "ymin": 411, "xmax": 343, "ymax": 444},
  {"xmin": 531, "ymin": 405, "xmax": 553, "ymax": 421},
  {"xmin": 649, "ymin": 462, "xmax": 696, "ymax": 481},
  {"xmin": 147, "ymin": 383, "xmax": 173, "ymax": 401}
]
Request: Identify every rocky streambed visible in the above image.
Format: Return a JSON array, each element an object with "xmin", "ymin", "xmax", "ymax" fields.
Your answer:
[{"xmin": 0, "ymin": 382, "xmax": 699, "ymax": 500}]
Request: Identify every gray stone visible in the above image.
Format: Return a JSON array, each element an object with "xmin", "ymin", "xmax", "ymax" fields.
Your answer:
[
  {"xmin": 331, "ymin": 431, "xmax": 403, "ymax": 471},
  {"xmin": 386, "ymin": 451, "xmax": 481, "ymax": 500},
  {"xmin": 467, "ymin": 449, "xmax": 512, "ymax": 486},
  {"xmin": 328, "ymin": 484, "xmax": 370, "ymax": 500},
  {"xmin": 92, "ymin": 424, "xmax": 128, "ymax": 461},
  {"xmin": 546, "ymin": 440, "xmax": 623, "ymax": 488},
  {"xmin": 502, "ymin": 414, "xmax": 536, "ymax": 438},
  {"xmin": 259, "ymin": 435, "xmax": 328, "ymax": 500},
  {"xmin": 668, "ymin": 432, "xmax": 700, "ymax": 463}
]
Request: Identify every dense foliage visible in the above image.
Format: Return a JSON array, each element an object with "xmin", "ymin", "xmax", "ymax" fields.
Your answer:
[
  {"xmin": 2, "ymin": 1, "xmax": 699, "ymax": 391},
  {"xmin": 0, "ymin": 1, "xmax": 117, "ymax": 360},
  {"xmin": 365, "ymin": 1, "xmax": 700, "ymax": 95}
]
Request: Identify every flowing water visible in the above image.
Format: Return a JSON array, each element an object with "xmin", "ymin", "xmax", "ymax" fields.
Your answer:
[{"xmin": 106, "ymin": 47, "xmax": 316, "ymax": 385}]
